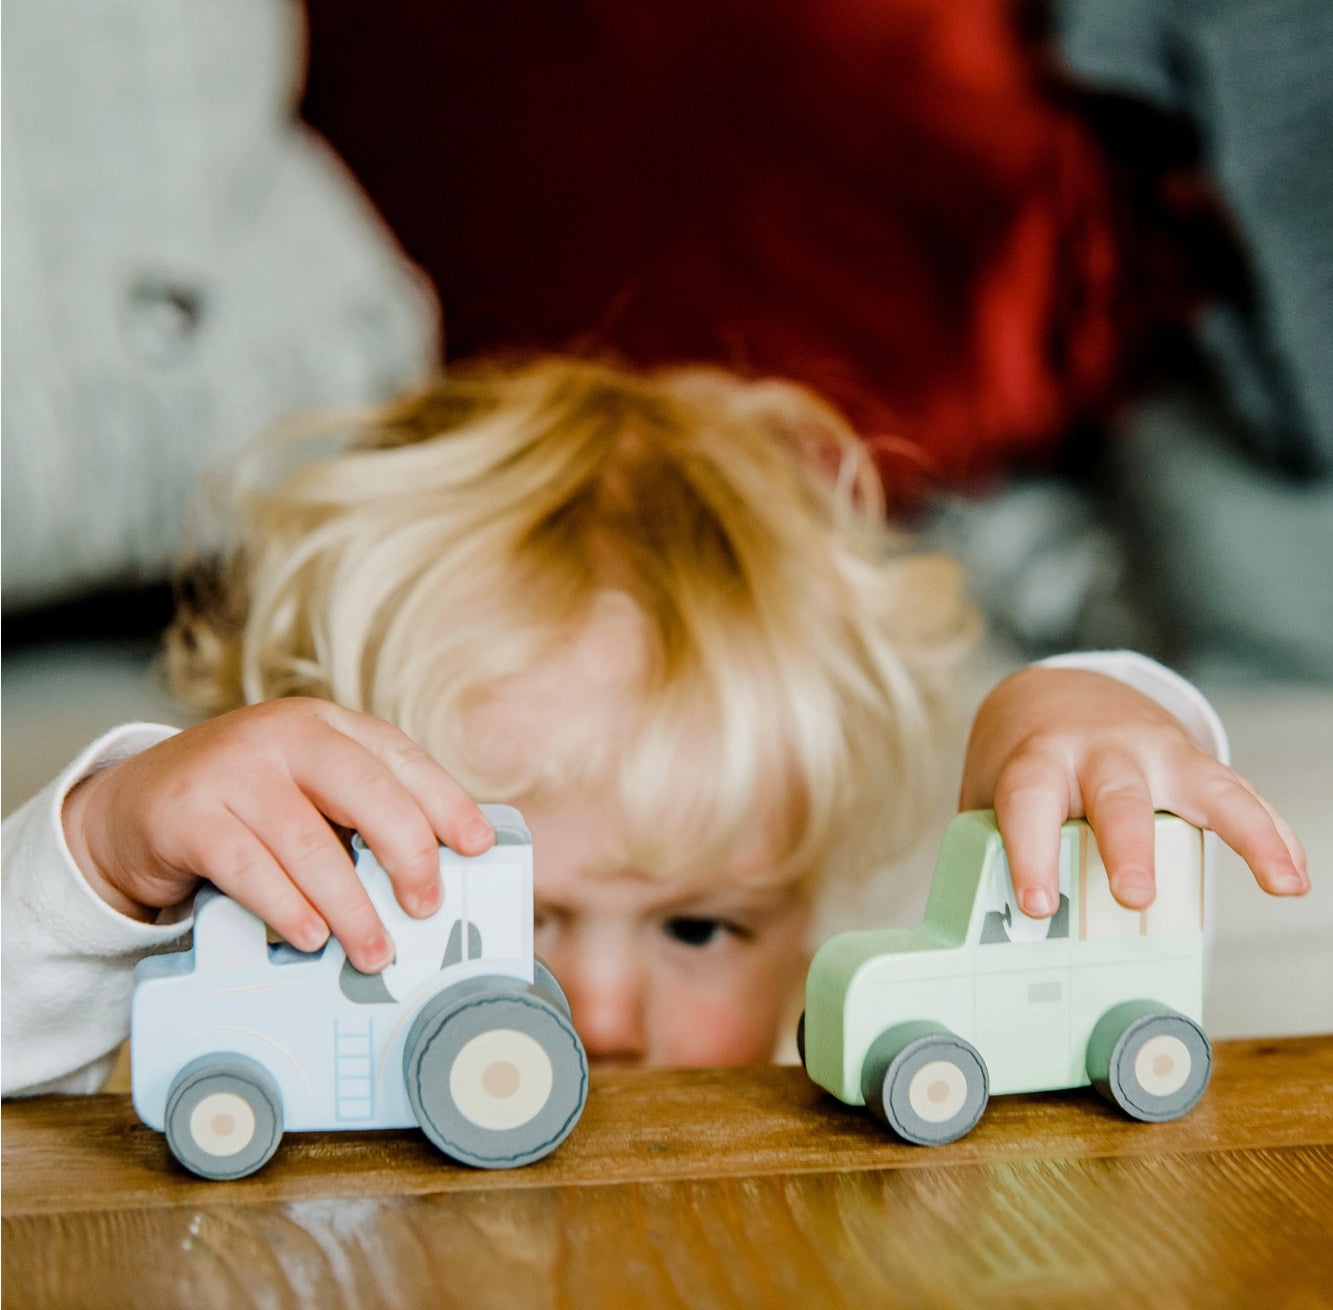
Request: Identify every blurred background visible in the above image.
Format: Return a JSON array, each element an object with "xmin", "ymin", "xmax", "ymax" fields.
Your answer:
[{"xmin": 4, "ymin": 0, "xmax": 1330, "ymax": 1037}]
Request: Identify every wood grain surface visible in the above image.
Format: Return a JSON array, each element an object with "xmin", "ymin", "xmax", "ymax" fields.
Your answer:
[{"xmin": 4, "ymin": 1037, "xmax": 1332, "ymax": 1309}]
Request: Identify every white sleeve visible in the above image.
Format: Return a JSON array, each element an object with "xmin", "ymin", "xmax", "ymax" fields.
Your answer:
[
  {"xmin": 1, "ymin": 723, "xmax": 192, "ymax": 1097},
  {"xmin": 1035, "ymin": 650, "xmax": 1226, "ymax": 953}
]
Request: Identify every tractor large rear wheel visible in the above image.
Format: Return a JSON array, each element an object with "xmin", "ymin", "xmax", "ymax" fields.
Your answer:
[{"xmin": 404, "ymin": 981, "xmax": 587, "ymax": 1168}]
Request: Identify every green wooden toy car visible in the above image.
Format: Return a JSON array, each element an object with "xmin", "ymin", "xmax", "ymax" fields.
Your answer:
[{"xmin": 799, "ymin": 810, "xmax": 1210, "ymax": 1144}]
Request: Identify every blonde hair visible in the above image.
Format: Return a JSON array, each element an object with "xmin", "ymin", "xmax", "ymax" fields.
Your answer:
[{"xmin": 169, "ymin": 355, "xmax": 977, "ymax": 888}]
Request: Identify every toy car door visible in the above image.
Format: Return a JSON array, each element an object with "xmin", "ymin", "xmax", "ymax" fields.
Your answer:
[{"xmin": 972, "ymin": 830, "xmax": 1076, "ymax": 1094}]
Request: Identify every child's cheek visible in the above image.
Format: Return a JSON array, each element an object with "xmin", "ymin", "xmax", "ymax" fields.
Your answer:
[{"xmin": 649, "ymin": 975, "xmax": 787, "ymax": 1067}]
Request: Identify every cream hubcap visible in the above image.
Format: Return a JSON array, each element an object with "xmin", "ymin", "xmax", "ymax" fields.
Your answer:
[
  {"xmin": 907, "ymin": 1059, "xmax": 969, "ymax": 1123},
  {"xmin": 189, "ymin": 1091, "xmax": 257, "ymax": 1157},
  {"xmin": 1134, "ymin": 1034, "xmax": 1191, "ymax": 1097},
  {"xmin": 450, "ymin": 1028, "xmax": 553, "ymax": 1130}
]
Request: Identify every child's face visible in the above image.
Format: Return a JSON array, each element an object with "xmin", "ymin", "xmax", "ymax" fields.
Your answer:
[
  {"xmin": 460, "ymin": 592, "xmax": 813, "ymax": 1066},
  {"xmin": 520, "ymin": 788, "xmax": 813, "ymax": 1067}
]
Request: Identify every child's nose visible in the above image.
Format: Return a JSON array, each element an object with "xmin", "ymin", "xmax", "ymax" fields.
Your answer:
[{"xmin": 560, "ymin": 949, "xmax": 647, "ymax": 1064}]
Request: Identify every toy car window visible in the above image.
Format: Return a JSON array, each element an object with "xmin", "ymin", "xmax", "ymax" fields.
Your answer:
[
  {"xmin": 979, "ymin": 848, "xmax": 1070, "ymax": 944},
  {"xmin": 267, "ymin": 939, "xmax": 329, "ymax": 965}
]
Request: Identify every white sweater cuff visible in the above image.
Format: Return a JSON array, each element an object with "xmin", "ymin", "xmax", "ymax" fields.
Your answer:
[
  {"xmin": 2, "ymin": 722, "xmax": 190, "ymax": 1096},
  {"xmin": 21, "ymin": 723, "xmax": 194, "ymax": 952}
]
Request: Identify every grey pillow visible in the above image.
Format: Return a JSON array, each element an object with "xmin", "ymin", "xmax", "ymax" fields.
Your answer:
[
  {"xmin": 2, "ymin": 0, "xmax": 440, "ymax": 609},
  {"xmin": 1059, "ymin": 0, "xmax": 1333, "ymax": 474}
]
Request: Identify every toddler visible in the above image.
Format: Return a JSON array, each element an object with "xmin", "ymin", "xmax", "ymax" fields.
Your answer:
[{"xmin": 2, "ymin": 356, "xmax": 1307, "ymax": 1093}]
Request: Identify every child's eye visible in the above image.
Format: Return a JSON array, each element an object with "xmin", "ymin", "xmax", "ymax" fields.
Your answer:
[{"xmin": 663, "ymin": 916, "xmax": 734, "ymax": 947}]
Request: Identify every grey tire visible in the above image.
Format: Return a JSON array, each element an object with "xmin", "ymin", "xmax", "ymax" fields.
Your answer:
[
  {"xmin": 1087, "ymin": 1000, "xmax": 1211, "ymax": 1122},
  {"xmin": 861, "ymin": 1021, "xmax": 989, "ymax": 1146},
  {"xmin": 533, "ymin": 956, "xmax": 572, "ymax": 1018},
  {"xmin": 404, "ymin": 981, "xmax": 588, "ymax": 1168},
  {"xmin": 164, "ymin": 1054, "xmax": 284, "ymax": 1180}
]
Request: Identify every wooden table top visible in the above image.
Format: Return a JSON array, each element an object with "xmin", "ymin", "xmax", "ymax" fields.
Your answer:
[{"xmin": 4, "ymin": 1036, "xmax": 1331, "ymax": 1309}]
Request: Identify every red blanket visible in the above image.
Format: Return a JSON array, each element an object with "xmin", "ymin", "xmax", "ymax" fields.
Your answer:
[{"xmin": 305, "ymin": 0, "xmax": 1125, "ymax": 499}]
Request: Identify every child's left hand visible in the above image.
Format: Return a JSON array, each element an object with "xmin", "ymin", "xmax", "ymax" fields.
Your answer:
[{"xmin": 960, "ymin": 666, "xmax": 1308, "ymax": 918}]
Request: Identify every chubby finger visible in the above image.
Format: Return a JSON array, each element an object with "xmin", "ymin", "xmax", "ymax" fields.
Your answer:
[
  {"xmin": 1230, "ymin": 771, "xmax": 1308, "ymax": 880},
  {"xmin": 277, "ymin": 720, "xmax": 446, "ymax": 918},
  {"xmin": 1174, "ymin": 757, "xmax": 1308, "ymax": 895},
  {"xmin": 319, "ymin": 704, "xmax": 494, "ymax": 856},
  {"xmin": 188, "ymin": 813, "xmax": 330, "ymax": 953},
  {"xmin": 236, "ymin": 785, "xmax": 396, "ymax": 972},
  {"xmin": 1079, "ymin": 754, "xmax": 1157, "ymax": 909},
  {"xmin": 992, "ymin": 749, "xmax": 1071, "ymax": 919},
  {"xmin": 274, "ymin": 828, "xmax": 393, "ymax": 972}
]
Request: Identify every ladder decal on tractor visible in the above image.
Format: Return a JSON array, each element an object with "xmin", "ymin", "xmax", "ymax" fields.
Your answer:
[{"xmin": 333, "ymin": 1016, "xmax": 375, "ymax": 1122}]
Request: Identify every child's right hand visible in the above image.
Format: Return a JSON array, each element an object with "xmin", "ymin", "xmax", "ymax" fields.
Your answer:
[{"xmin": 60, "ymin": 699, "xmax": 495, "ymax": 973}]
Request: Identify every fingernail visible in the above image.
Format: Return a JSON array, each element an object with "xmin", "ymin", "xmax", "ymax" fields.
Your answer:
[
  {"xmin": 1111, "ymin": 873, "xmax": 1153, "ymax": 907},
  {"xmin": 365, "ymin": 936, "xmax": 395, "ymax": 972},
  {"xmin": 465, "ymin": 816, "xmax": 494, "ymax": 847},
  {"xmin": 417, "ymin": 881, "xmax": 443, "ymax": 916},
  {"xmin": 1275, "ymin": 869, "xmax": 1309, "ymax": 894},
  {"xmin": 1021, "ymin": 888, "xmax": 1055, "ymax": 917},
  {"xmin": 301, "ymin": 923, "xmax": 330, "ymax": 953}
]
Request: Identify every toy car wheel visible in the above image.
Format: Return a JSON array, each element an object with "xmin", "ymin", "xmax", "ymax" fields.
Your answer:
[
  {"xmin": 404, "ymin": 983, "xmax": 588, "ymax": 1168},
  {"xmin": 163, "ymin": 1054, "xmax": 284, "ymax": 1180},
  {"xmin": 534, "ymin": 956, "xmax": 573, "ymax": 1018},
  {"xmin": 861, "ymin": 1022, "xmax": 989, "ymax": 1146},
  {"xmin": 1087, "ymin": 1000, "xmax": 1211, "ymax": 1122},
  {"xmin": 796, "ymin": 1011, "xmax": 806, "ymax": 1069}
]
